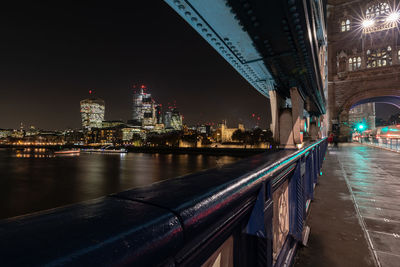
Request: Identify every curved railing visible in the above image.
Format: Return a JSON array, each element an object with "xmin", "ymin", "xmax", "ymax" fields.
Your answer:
[{"xmin": 0, "ymin": 138, "xmax": 327, "ymax": 267}]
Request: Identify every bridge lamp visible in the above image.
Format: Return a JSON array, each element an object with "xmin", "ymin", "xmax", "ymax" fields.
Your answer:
[
  {"xmin": 387, "ymin": 12, "xmax": 400, "ymax": 23},
  {"xmin": 362, "ymin": 19, "xmax": 375, "ymax": 28},
  {"xmin": 356, "ymin": 122, "xmax": 367, "ymax": 132}
]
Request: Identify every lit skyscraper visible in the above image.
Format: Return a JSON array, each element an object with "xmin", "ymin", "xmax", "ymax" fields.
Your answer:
[
  {"xmin": 132, "ymin": 85, "xmax": 157, "ymax": 128},
  {"xmin": 80, "ymin": 92, "xmax": 105, "ymax": 130},
  {"xmin": 164, "ymin": 108, "xmax": 182, "ymax": 131},
  {"xmin": 132, "ymin": 87, "xmax": 145, "ymax": 125},
  {"xmin": 155, "ymin": 105, "xmax": 163, "ymax": 124}
]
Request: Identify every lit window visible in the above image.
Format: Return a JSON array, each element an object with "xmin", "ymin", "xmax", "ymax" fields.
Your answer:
[
  {"xmin": 366, "ymin": 2, "xmax": 390, "ymax": 21},
  {"xmin": 366, "ymin": 46, "xmax": 392, "ymax": 68},
  {"xmin": 348, "ymin": 56, "xmax": 362, "ymax": 71},
  {"xmin": 341, "ymin": 19, "xmax": 351, "ymax": 32}
]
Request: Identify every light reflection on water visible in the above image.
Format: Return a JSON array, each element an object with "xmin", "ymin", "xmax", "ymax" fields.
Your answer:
[{"xmin": 0, "ymin": 149, "xmax": 241, "ymax": 219}]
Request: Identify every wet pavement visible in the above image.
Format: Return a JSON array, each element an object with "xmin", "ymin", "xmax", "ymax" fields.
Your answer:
[{"xmin": 295, "ymin": 143, "xmax": 400, "ymax": 267}]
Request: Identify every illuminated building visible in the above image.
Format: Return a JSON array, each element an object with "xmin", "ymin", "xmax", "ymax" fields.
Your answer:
[
  {"xmin": 164, "ymin": 110, "xmax": 172, "ymax": 129},
  {"xmin": 214, "ymin": 121, "xmax": 245, "ymax": 143},
  {"xmin": 197, "ymin": 125, "xmax": 211, "ymax": 135},
  {"xmin": 80, "ymin": 97, "xmax": 105, "ymax": 130},
  {"xmin": 164, "ymin": 108, "xmax": 183, "ymax": 131},
  {"xmin": 0, "ymin": 129, "xmax": 13, "ymax": 139},
  {"xmin": 170, "ymin": 109, "xmax": 183, "ymax": 131},
  {"xmin": 25, "ymin": 126, "xmax": 39, "ymax": 137},
  {"xmin": 121, "ymin": 127, "xmax": 142, "ymax": 141},
  {"xmin": 328, "ymin": 0, "xmax": 400, "ymax": 137},
  {"xmin": 155, "ymin": 105, "xmax": 163, "ymax": 124},
  {"xmin": 349, "ymin": 103, "xmax": 376, "ymax": 130},
  {"xmin": 102, "ymin": 120, "xmax": 125, "ymax": 128},
  {"xmin": 132, "ymin": 85, "xmax": 157, "ymax": 129}
]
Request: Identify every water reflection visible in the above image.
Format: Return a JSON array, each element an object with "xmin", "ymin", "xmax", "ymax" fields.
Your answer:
[{"xmin": 0, "ymin": 150, "xmax": 241, "ymax": 219}]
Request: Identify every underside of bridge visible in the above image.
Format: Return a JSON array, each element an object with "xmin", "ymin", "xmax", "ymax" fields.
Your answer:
[{"xmin": 165, "ymin": 0, "xmax": 328, "ymax": 148}]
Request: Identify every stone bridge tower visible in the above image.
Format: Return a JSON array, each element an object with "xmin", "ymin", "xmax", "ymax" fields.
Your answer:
[{"xmin": 328, "ymin": 0, "xmax": 400, "ymax": 138}]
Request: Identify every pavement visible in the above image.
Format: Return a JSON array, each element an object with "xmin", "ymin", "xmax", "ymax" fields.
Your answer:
[{"xmin": 295, "ymin": 143, "xmax": 400, "ymax": 267}]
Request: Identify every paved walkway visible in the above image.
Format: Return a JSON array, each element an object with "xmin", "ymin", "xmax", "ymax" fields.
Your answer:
[{"xmin": 295, "ymin": 143, "xmax": 400, "ymax": 267}]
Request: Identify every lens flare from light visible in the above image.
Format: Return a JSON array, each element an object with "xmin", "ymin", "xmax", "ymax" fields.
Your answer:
[
  {"xmin": 387, "ymin": 12, "xmax": 400, "ymax": 23},
  {"xmin": 362, "ymin": 19, "xmax": 375, "ymax": 28}
]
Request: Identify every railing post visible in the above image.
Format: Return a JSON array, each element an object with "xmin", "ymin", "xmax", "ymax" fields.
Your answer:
[
  {"xmin": 245, "ymin": 181, "xmax": 273, "ymax": 267},
  {"xmin": 289, "ymin": 162, "xmax": 304, "ymax": 242},
  {"xmin": 305, "ymin": 152, "xmax": 314, "ymax": 201}
]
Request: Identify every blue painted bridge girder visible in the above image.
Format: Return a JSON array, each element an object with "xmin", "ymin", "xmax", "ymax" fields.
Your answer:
[
  {"xmin": 164, "ymin": 0, "xmax": 275, "ymax": 97},
  {"xmin": 165, "ymin": 0, "xmax": 327, "ymax": 115}
]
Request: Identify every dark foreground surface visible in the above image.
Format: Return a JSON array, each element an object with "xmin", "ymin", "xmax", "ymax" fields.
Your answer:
[
  {"xmin": 0, "ymin": 148, "xmax": 241, "ymax": 219},
  {"xmin": 295, "ymin": 143, "xmax": 400, "ymax": 267}
]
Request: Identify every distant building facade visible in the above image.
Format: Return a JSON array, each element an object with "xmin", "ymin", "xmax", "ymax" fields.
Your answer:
[
  {"xmin": 0, "ymin": 129, "xmax": 13, "ymax": 139},
  {"xmin": 327, "ymin": 0, "xmax": 400, "ymax": 137},
  {"xmin": 214, "ymin": 122, "xmax": 245, "ymax": 143},
  {"xmin": 348, "ymin": 103, "xmax": 376, "ymax": 130},
  {"xmin": 102, "ymin": 120, "xmax": 125, "ymax": 128},
  {"xmin": 132, "ymin": 86, "xmax": 158, "ymax": 129},
  {"xmin": 164, "ymin": 108, "xmax": 182, "ymax": 131},
  {"xmin": 80, "ymin": 98, "xmax": 105, "ymax": 130}
]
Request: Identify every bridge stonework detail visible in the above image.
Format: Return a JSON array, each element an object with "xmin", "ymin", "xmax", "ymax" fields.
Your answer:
[{"xmin": 328, "ymin": 0, "xmax": 400, "ymax": 137}]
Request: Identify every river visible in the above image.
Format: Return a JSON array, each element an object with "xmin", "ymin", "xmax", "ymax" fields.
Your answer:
[{"xmin": 0, "ymin": 148, "xmax": 241, "ymax": 219}]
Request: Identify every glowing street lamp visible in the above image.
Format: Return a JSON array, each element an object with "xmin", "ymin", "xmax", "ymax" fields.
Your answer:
[
  {"xmin": 355, "ymin": 122, "xmax": 367, "ymax": 132},
  {"xmin": 387, "ymin": 12, "xmax": 400, "ymax": 23},
  {"xmin": 362, "ymin": 19, "xmax": 375, "ymax": 28}
]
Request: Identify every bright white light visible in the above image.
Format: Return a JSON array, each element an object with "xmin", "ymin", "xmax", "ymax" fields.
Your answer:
[
  {"xmin": 362, "ymin": 19, "xmax": 375, "ymax": 28},
  {"xmin": 387, "ymin": 12, "xmax": 400, "ymax": 23}
]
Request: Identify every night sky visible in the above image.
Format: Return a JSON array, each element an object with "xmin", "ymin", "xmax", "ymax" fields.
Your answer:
[
  {"xmin": 1, "ymin": 3, "xmax": 398, "ymax": 131},
  {"xmin": 0, "ymin": 2, "xmax": 270, "ymax": 130},
  {"xmin": 375, "ymin": 103, "xmax": 400, "ymax": 120}
]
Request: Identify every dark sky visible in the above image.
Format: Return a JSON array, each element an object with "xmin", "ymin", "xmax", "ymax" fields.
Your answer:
[
  {"xmin": 0, "ymin": 2, "xmax": 270, "ymax": 130},
  {"xmin": 375, "ymin": 103, "xmax": 400, "ymax": 120}
]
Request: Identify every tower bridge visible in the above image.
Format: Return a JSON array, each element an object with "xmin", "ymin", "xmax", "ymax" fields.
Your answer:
[
  {"xmin": 328, "ymin": 0, "xmax": 400, "ymax": 139},
  {"xmin": 1, "ymin": 1, "xmax": 400, "ymax": 267}
]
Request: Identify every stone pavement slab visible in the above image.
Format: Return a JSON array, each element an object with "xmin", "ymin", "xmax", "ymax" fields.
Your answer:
[
  {"xmin": 296, "ymin": 143, "xmax": 400, "ymax": 267},
  {"xmin": 294, "ymin": 144, "xmax": 392, "ymax": 267}
]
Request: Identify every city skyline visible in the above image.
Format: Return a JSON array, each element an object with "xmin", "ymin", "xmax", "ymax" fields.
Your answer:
[
  {"xmin": 0, "ymin": 2, "xmax": 271, "ymax": 131},
  {"xmin": 0, "ymin": 2, "xmax": 398, "ymax": 131}
]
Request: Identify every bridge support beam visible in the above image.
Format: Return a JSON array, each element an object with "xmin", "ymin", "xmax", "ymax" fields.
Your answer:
[
  {"xmin": 270, "ymin": 88, "xmax": 305, "ymax": 148},
  {"xmin": 309, "ymin": 117, "xmax": 321, "ymax": 141},
  {"xmin": 269, "ymin": 90, "xmax": 285, "ymax": 144}
]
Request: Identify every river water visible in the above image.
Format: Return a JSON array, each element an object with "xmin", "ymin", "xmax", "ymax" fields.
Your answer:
[{"xmin": 0, "ymin": 148, "xmax": 241, "ymax": 219}]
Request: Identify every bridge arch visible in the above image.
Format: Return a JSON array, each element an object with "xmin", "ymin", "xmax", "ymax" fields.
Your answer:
[
  {"xmin": 334, "ymin": 88, "xmax": 400, "ymax": 137},
  {"xmin": 340, "ymin": 88, "xmax": 400, "ymax": 114}
]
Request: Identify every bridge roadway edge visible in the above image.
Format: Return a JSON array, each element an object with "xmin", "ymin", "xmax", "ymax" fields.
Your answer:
[{"xmin": 294, "ymin": 146, "xmax": 376, "ymax": 267}]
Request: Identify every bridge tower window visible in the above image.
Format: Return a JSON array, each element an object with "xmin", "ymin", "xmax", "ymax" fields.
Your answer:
[
  {"xmin": 366, "ymin": 2, "xmax": 390, "ymax": 19},
  {"xmin": 348, "ymin": 57, "xmax": 361, "ymax": 71},
  {"xmin": 341, "ymin": 19, "xmax": 351, "ymax": 32},
  {"xmin": 366, "ymin": 46, "xmax": 392, "ymax": 68}
]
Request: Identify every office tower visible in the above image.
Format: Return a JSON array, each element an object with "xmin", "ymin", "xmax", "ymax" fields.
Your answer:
[{"xmin": 80, "ymin": 96, "xmax": 105, "ymax": 130}]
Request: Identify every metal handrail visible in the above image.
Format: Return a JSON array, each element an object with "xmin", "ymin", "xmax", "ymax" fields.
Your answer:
[{"xmin": 359, "ymin": 137, "xmax": 400, "ymax": 152}]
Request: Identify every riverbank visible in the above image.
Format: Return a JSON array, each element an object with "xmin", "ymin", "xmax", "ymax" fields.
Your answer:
[
  {"xmin": 0, "ymin": 144, "xmax": 272, "ymax": 157},
  {"xmin": 126, "ymin": 146, "xmax": 272, "ymax": 156}
]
